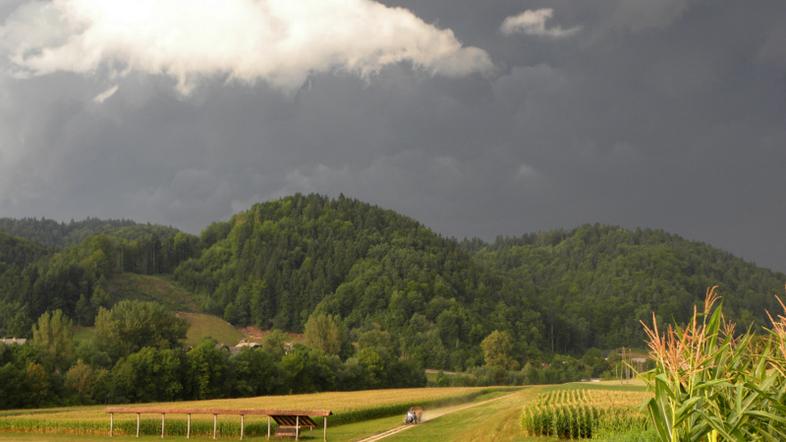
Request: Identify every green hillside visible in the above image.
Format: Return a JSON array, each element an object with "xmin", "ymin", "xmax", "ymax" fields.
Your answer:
[
  {"xmin": 73, "ymin": 312, "xmax": 244, "ymax": 348},
  {"xmin": 1, "ymin": 194, "xmax": 784, "ymax": 369},
  {"xmin": 172, "ymin": 194, "xmax": 786, "ymax": 369},
  {"xmin": 107, "ymin": 273, "xmax": 201, "ymax": 311},
  {"xmin": 468, "ymin": 225, "xmax": 786, "ymax": 353},
  {"xmin": 0, "ymin": 224, "xmax": 200, "ymax": 330},
  {"xmin": 34, "ymin": 272, "xmax": 242, "ymax": 348},
  {"xmin": 0, "ymin": 194, "xmax": 785, "ymax": 410},
  {"xmin": 178, "ymin": 312, "xmax": 244, "ymax": 346},
  {"xmin": 173, "ymin": 194, "xmax": 504, "ymax": 369},
  {"xmin": 106, "ymin": 274, "xmax": 241, "ymax": 345},
  {"xmin": 0, "ymin": 230, "xmax": 49, "ymax": 268}
]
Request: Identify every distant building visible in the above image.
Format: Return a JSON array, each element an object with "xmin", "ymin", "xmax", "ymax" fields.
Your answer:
[
  {"xmin": 232, "ymin": 340, "xmax": 261, "ymax": 353},
  {"xmin": 0, "ymin": 338, "xmax": 27, "ymax": 346}
]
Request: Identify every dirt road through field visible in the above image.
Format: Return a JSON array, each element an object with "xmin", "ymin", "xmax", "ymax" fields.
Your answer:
[{"xmin": 354, "ymin": 392, "xmax": 516, "ymax": 442}]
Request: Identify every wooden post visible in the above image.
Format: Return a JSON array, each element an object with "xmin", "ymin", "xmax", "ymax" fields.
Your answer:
[
  {"xmin": 187, "ymin": 414, "xmax": 191, "ymax": 439},
  {"xmin": 323, "ymin": 416, "xmax": 327, "ymax": 442},
  {"xmin": 161, "ymin": 413, "xmax": 165, "ymax": 438},
  {"xmin": 267, "ymin": 416, "xmax": 271, "ymax": 439},
  {"xmin": 296, "ymin": 416, "xmax": 300, "ymax": 441},
  {"xmin": 110, "ymin": 413, "xmax": 114, "ymax": 437},
  {"xmin": 240, "ymin": 415, "xmax": 245, "ymax": 440},
  {"xmin": 136, "ymin": 413, "xmax": 140, "ymax": 438},
  {"xmin": 213, "ymin": 414, "xmax": 218, "ymax": 440}
]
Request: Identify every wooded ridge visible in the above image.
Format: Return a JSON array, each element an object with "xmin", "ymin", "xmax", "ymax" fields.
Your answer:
[{"xmin": 1, "ymin": 193, "xmax": 783, "ymax": 370}]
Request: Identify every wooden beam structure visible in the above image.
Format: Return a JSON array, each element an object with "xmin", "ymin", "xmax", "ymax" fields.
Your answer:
[
  {"xmin": 105, "ymin": 407, "xmax": 333, "ymax": 440},
  {"xmin": 106, "ymin": 408, "xmax": 332, "ymax": 416}
]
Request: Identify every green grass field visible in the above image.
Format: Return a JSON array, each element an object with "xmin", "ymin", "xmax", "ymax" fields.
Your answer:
[
  {"xmin": 107, "ymin": 273, "xmax": 201, "ymax": 312},
  {"xmin": 177, "ymin": 312, "xmax": 245, "ymax": 346}
]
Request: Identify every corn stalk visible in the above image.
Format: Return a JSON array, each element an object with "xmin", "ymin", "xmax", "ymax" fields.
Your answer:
[{"xmin": 642, "ymin": 286, "xmax": 786, "ymax": 441}]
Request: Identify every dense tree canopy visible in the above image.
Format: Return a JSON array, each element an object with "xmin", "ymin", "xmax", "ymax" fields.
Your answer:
[
  {"xmin": 0, "ymin": 218, "xmax": 140, "ymax": 249},
  {"xmin": 0, "ymin": 194, "xmax": 784, "ymax": 387},
  {"xmin": 173, "ymin": 194, "xmax": 513, "ymax": 370},
  {"xmin": 470, "ymin": 225, "xmax": 786, "ymax": 353},
  {"xmin": 93, "ymin": 300, "xmax": 188, "ymax": 361},
  {"xmin": 0, "ymin": 224, "xmax": 199, "ymax": 332}
]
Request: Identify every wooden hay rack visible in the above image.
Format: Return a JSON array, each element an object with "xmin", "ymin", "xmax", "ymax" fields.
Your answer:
[{"xmin": 105, "ymin": 407, "xmax": 332, "ymax": 441}]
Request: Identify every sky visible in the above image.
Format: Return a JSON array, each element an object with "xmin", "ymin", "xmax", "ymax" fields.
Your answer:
[{"xmin": 0, "ymin": 0, "xmax": 785, "ymax": 271}]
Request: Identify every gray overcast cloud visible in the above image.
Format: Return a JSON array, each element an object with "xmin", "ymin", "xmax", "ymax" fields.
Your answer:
[{"xmin": 0, "ymin": 0, "xmax": 785, "ymax": 271}]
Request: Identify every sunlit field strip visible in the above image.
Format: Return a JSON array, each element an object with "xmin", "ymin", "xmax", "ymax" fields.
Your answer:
[{"xmin": 0, "ymin": 387, "xmax": 511, "ymax": 437}]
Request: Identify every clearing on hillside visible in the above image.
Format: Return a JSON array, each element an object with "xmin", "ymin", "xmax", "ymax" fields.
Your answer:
[
  {"xmin": 107, "ymin": 273, "xmax": 201, "ymax": 311},
  {"xmin": 178, "ymin": 312, "xmax": 245, "ymax": 346}
]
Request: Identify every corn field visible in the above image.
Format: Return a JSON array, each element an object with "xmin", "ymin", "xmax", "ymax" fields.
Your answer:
[
  {"xmin": 641, "ymin": 286, "xmax": 786, "ymax": 441},
  {"xmin": 521, "ymin": 387, "xmax": 649, "ymax": 439}
]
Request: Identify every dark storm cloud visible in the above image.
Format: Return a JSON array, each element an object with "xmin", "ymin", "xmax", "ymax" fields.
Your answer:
[{"xmin": 0, "ymin": 0, "xmax": 785, "ymax": 271}]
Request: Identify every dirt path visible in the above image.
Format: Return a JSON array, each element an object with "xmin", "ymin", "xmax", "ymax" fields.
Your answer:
[{"xmin": 355, "ymin": 393, "xmax": 515, "ymax": 442}]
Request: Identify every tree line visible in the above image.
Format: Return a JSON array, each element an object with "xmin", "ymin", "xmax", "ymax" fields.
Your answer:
[
  {"xmin": 1, "ymin": 299, "xmax": 623, "ymax": 409},
  {"xmin": 0, "ymin": 301, "xmax": 426, "ymax": 409}
]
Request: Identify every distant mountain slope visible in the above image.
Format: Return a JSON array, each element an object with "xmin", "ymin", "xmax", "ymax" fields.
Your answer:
[
  {"xmin": 469, "ymin": 224, "xmax": 786, "ymax": 353},
  {"xmin": 0, "ymin": 217, "xmax": 137, "ymax": 248},
  {"xmin": 0, "ymin": 230, "xmax": 49, "ymax": 268}
]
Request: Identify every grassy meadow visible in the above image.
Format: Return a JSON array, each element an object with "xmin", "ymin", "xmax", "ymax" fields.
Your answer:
[
  {"xmin": 107, "ymin": 274, "xmax": 201, "ymax": 312},
  {"xmin": 177, "ymin": 312, "xmax": 244, "ymax": 346}
]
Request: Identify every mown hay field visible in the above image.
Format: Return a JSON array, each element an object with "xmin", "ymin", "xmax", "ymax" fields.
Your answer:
[{"xmin": 0, "ymin": 387, "xmax": 512, "ymax": 438}]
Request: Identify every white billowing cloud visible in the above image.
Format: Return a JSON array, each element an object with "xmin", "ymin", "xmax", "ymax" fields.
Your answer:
[
  {"xmin": 1, "ymin": 0, "xmax": 492, "ymax": 93},
  {"xmin": 500, "ymin": 9, "xmax": 580, "ymax": 38}
]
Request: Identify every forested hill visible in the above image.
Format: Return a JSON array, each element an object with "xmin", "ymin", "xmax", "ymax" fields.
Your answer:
[
  {"xmin": 0, "ymin": 230, "xmax": 50, "ymax": 268},
  {"xmin": 173, "ymin": 194, "xmax": 509, "ymax": 369},
  {"xmin": 467, "ymin": 225, "xmax": 786, "ymax": 355},
  {"xmin": 0, "ymin": 194, "xmax": 784, "ymax": 371},
  {"xmin": 0, "ymin": 222, "xmax": 199, "ymax": 336}
]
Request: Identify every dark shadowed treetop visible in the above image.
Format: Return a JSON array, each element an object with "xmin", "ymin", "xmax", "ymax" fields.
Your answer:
[
  {"xmin": 0, "ymin": 218, "xmax": 139, "ymax": 249},
  {"xmin": 0, "ymin": 230, "xmax": 50, "ymax": 268}
]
